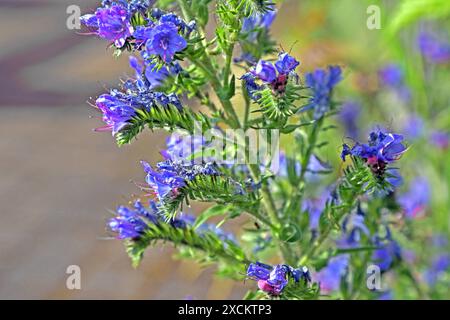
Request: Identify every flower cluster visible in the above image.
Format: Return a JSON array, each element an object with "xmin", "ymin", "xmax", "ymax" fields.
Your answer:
[
  {"xmin": 94, "ymin": 78, "xmax": 182, "ymax": 135},
  {"xmin": 247, "ymin": 262, "xmax": 311, "ymax": 295},
  {"xmin": 81, "ymin": 0, "xmax": 192, "ymax": 63},
  {"xmin": 141, "ymin": 159, "xmax": 219, "ymax": 202},
  {"xmin": 241, "ymin": 52, "xmax": 299, "ymax": 99},
  {"xmin": 341, "ymin": 130, "xmax": 407, "ymax": 177},
  {"xmin": 108, "ymin": 199, "xmax": 234, "ymax": 242},
  {"xmin": 302, "ymin": 66, "xmax": 342, "ymax": 119}
]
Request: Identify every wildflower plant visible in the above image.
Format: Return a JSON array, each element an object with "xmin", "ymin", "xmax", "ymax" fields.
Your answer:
[{"xmin": 79, "ymin": 1, "xmax": 423, "ymax": 300}]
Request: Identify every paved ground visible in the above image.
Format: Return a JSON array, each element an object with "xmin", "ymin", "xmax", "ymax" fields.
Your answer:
[{"xmin": 0, "ymin": 0, "xmax": 251, "ymax": 299}]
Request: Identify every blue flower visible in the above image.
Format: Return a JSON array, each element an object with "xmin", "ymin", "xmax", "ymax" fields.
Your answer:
[
  {"xmin": 246, "ymin": 262, "xmax": 311, "ymax": 295},
  {"xmin": 275, "ymin": 52, "xmax": 300, "ymax": 74},
  {"xmin": 378, "ymin": 64, "xmax": 404, "ymax": 87},
  {"xmin": 430, "ymin": 130, "xmax": 449, "ymax": 150},
  {"xmin": 141, "ymin": 160, "xmax": 186, "ymax": 201},
  {"xmin": 240, "ymin": 72, "xmax": 263, "ymax": 100},
  {"xmin": 418, "ymin": 32, "xmax": 450, "ymax": 64},
  {"xmin": 108, "ymin": 200, "xmax": 159, "ymax": 239},
  {"xmin": 145, "ymin": 23, "xmax": 187, "ymax": 62},
  {"xmin": 314, "ymin": 255, "xmax": 349, "ymax": 294},
  {"xmin": 94, "ymin": 93, "xmax": 136, "ymax": 135},
  {"xmin": 236, "ymin": 8, "xmax": 277, "ymax": 64},
  {"xmin": 398, "ymin": 177, "xmax": 430, "ymax": 219},
  {"xmin": 339, "ymin": 101, "xmax": 361, "ymax": 139},
  {"xmin": 337, "ymin": 207, "xmax": 370, "ymax": 248},
  {"xmin": 424, "ymin": 254, "xmax": 450, "ymax": 286},
  {"xmin": 303, "ymin": 66, "xmax": 342, "ymax": 119},
  {"xmin": 341, "ymin": 130, "xmax": 407, "ymax": 177},
  {"xmin": 371, "ymin": 230, "xmax": 402, "ymax": 272},
  {"xmin": 81, "ymin": 4, "xmax": 133, "ymax": 48},
  {"xmin": 129, "ymin": 56, "xmax": 170, "ymax": 89},
  {"xmin": 242, "ymin": 53, "xmax": 299, "ymax": 99},
  {"xmin": 252, "ymin": 60, "xmax": 277, "ymax": 83}
]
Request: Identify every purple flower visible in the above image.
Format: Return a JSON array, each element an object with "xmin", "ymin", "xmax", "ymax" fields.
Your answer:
[
  {"xmin": 418, "ymin": 32, "xmax": 450, "ymax": 64},
  {"xmin": 240, "ymin": 72, "xmax": 263, "ymax": 101},
  {"xmin": 145, "ymin": 23, "xmax": 187, "ymax": 63},
  {"xmin": 339, "ymin": 101, "xmax": 361, "ymax": 139},
  {"xmin": 402, "ymin": 114, "xmax": 424, "ymax": 141},
  {"xmin": 246, "ymin": 262, "xmax": 310, "ymax": 295},
  {"xmin": 372, "ymin": 237, "xmax": 402, "ymax": 272},
  {"xmin": 94, "ymin": 93, "xmax": 136, "ymax": 135},
  {"xmin": 275, "ymin": 52, "xmax": 300, "ymax": 74},
  {"xmin": 303, "ymin": 66, "xmax": 342, "ymax": 119},
  {"xmin": 378, "ymin": 64, "xmax": 404, "ymax": 88},
  {"xmin": 338, "ymin": 209, "xmax": 370, "ymax": 249},
  {"xmin": 236, "ymin": 8, "xmax": 277, "ymax": 64},
  {"xmin": 341, "ymin": 130, "xmax": 407, "ymax": 177},
  {"xmin": 141, "ymin": 160, "xmax": 186, "ymax": 201},
  {"xmin": 314, "ymin": 255, "xmax": 349, "ymax": 294},
  {"xmin": 430, "ymin": 130, "xmax": 449, "ymax": 150},
  {"xmin": 81, "ymin": 4, "xmax": 133, "ymax": 48},
  {"xmin": 108, "ymin": 200, "xmax": 159, "ymax": 239},
  {"xmin": 252, "ymin": 60, "xmax": 277, "ymax": 83},
  {"xmin": 129, "ymin": 56, "xmax": 169, "ymax": 89},
  {"xmin": 141, "ymin": 158, "xmax": 219, "ymax": 202},
  {"xmin": 398, "ymin": 177, "xmax": 430, "ymax": 219}
]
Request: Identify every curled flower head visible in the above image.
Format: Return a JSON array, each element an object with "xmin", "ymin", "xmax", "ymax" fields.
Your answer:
[
  {"xmin": 141, "ymin": 159, "xmax": 219, "ymax": 201},
  {"xmin": 303, "ymin": 66, "xmax": 342, "ymax": 119},
  {"xmin": 108, "ymin": 200, "xmax": 159, "ymax": 239},
  {"xmin": 95, "ymin": 93, "xmax": 136, "ymax": 135},
  {"xmin": 81, "ymin": 4, "xmax": 133, "ymax": 48},
  {"xmin": 145, "ymin": 22, "xmax": 187, "ymax": 63}
]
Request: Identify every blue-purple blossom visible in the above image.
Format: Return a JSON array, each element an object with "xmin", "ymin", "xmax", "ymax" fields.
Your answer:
[
  {"xmin": 95, "ymin": 93, "xmax": 136, "ymax": 135},
  {"xmin": 372, "ymin": 232, "xmax": 402, "ymax": 272},
  {"xmin": 402, "ymin": 114, "xmax": 424, "ymax": 141},
  {"xmin": 253, "ymin": 60, "xmax": 277, "ymax": 83},
  {"xmin": 141, "ymin": 159, "xmax": 219, "ymax": 201},
  {"xmin": 129, "ymin": 56, "xmax": 170, "ymax": 89},
  {"xmin": 314, "ymin": 255, "xmax": 349, "ymax": 294},
  {"xmin": 81, "ymin": 4, "xmax": 133, "ymax": 48},
  {"xmin": 145, "ymin": 23, "xmax": 187, "ymax": 62},
  {"xmin": 378, "ymin": 64, "xmax": 404, "ymax": 88},
  {"xmin": 275, "ymin": 52, "xmax": 300, "ymax": 75},
  {"xmin": 337, "ymin": 207, "xmax": 370, "ymax": 248},
  {"xmin": 341, "ymin": 130, "xmax": 408, "ymax": 177},
  {"xmin": 236, "ymin": 8, "xmax": 277, "ymax": 64},
  {"xmin": 430, "ymin": 130, "xmax": 449, "ymax": 150},
  {"xmin": 246, "ymin": 262, "xmax": 311, "ymax": 295},
  {"xmin": 242, "ymin": 53, "xmax": 299, "ymax": 99},
  {"xmin": 424, "ymin": 254, "xmax": 450, "ymax": 286},
  {"xmin": 418, "ymin": 32, "xmax": 450, "ymax": 64},
  {"xmin": 378, "ymin": 64, "xmax": 411, "ymax": 102},
  {"xmin": 398, "ymin": 177, "xmax": 430, "ymax": 219},
  {"xmin": 339, "ymin": 101, "xmax": 361, "ymax": 139},
  {"xmin": 302, "ymin": 66, "xmax": 342, "ymax": 119},
  {"xmin": 108, "ymin": 200, "xmax": 159, "ymax": 239}
]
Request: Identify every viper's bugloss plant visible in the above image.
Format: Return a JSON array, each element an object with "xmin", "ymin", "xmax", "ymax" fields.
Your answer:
[{"xmin": 77, "ymin": 0, "xmax": 449, "ymax": 300}]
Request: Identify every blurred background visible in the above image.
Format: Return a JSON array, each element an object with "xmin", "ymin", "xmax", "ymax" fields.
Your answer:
[{"xmin": 0, "ymin": 0, "xmax": 449, "ymax": 299}]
